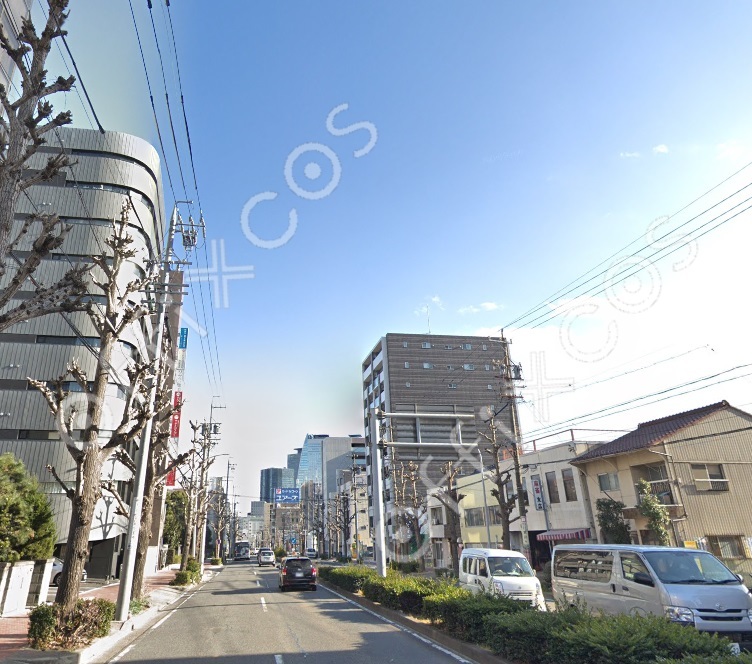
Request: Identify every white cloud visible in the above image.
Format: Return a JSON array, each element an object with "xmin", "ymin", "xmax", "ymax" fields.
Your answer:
[
  {"xmin": 652, "ymin": 144, "xmax": 669, "ymax": 155},
  {"xmin": 619, "ymin": 151, "xmax": 641, "ymax": 158},
  {"xmin": 459, "ymin": 301, "xmax": 503, "ymax": 315},
  {"xmin": 480, "ymin": 302, "xmax": 501, "ymax": 311},
  {"xmin": 430, "ymin": 295, "xmax": 445, "ymax": 309},
  {"xmin": 458, "ymin": 305, "xmax": 480, "ymax": 315}
]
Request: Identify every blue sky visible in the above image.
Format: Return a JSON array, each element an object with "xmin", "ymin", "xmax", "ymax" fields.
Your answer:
[{"xmin": 36, "ymin": 1, "xmax": 752, "ymax": 506}]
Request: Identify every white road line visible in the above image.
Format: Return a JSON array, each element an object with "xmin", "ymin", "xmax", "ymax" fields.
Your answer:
[
  {"xmin": 274, "ymin": 656, "xmax": 284, "ymax": 664},
  {"xmin": 320, "ymin": 585, "xmax": 471, "ymax": 663},
  {"xmin": 151, "ymin": 611, "xmax": 174, "ymax": 630},
  {"xmin": 110, "ymin": 643, "xmax": 135, "ymax": 662},
  {"xmin": 257, "ymin": 580, "xmax": 261, "ymax": 587},
  {"xmin": 260, "ymin": 596, "xmax": 267, "ymax": 612}
]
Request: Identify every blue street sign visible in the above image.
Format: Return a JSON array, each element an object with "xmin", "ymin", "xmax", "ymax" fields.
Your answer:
[
  {"xmin": 289, "ymin": 537, "xmax": 296, "ymax": 545},
  {"xmin": 179, "ymin": 328, "xmax": 188, "ymax": 349},
  {"xmin": 274, "ymin": 487, "xmax": 300, "ymax": 503}
]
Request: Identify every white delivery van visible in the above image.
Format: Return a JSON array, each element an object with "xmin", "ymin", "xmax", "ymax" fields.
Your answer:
[
  {"xmin": 552, "ymin": 544, "xmax": 752, "ymax": 650},
  {"xmin": 459, "ymin": 548, "xmax": 547, "ymax": 611}
]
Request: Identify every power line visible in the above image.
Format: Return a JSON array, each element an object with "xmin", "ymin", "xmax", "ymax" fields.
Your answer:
[{"xmin": 505, "ymin": 170, "xmax": 752, "ymax": 330}]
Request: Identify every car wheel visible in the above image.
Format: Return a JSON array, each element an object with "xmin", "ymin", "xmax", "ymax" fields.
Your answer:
[{"xmin": 53, "ymin": 573, "xmax": 61, "ymax": 586}]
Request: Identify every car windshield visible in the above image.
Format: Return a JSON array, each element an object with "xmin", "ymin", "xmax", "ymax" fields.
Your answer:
[
  {"xmin": 488, "ymin": 556, "xmax": 534, "ymax": 577},
  {"xmin": 643, "ymin": 551, "xmax": 739, "ymax": 584},
  {"xmin": 285, "ymin": 559, "xmax": 312, "ymax": 570}
]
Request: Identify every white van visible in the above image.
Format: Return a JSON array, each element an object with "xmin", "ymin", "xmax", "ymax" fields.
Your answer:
[
  {"xmin": 552, "ymin": 545, "xmax": 752, "ymax": 649},
  {"xmin": 459, "ymin": 548, "xmax": 547, "ymax": 611}
]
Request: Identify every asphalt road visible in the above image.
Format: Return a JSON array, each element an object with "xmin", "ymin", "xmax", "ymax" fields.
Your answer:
[{"xmin": 101, "ymin": 562, "xmax": 472, "ymax": 664}]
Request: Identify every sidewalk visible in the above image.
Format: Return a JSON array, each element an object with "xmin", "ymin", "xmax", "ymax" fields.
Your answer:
[{"xmin": 0, "ymin": 565, "xmax": 211, "ymax": 663}]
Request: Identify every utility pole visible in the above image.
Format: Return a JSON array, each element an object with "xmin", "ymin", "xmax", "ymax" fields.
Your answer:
[
  {"xmin": 115, "ymin": 200, "xmax": 191, "ymax": 622},
  {"xmin": 500, "ymin": 332, "xmax": 530, "ymax": 562}
]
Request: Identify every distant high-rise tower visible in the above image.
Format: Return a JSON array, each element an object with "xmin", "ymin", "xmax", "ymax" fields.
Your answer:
[{"xmin": 259, "ymin": 467, "xmax": 295, "ymax": 503}]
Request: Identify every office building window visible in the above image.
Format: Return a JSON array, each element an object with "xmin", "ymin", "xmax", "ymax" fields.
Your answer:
[
  {"xmin": 463, "ymin": 364, "xmax": 474, "ymax": 370},
  {"xmin": 447, "ymin": 365, "xmax": 454, "ymax": 370},
  {"xmin": 403, "ymin": 341, "xmax": 408, "ymax": 348},
  {"xmin": 404, "ymin": 362, "xmax": 410, "ymax": 368},
  {"xmin": 597, "ymin": 472, "xmax": 619, "ymax": 492},
  {"xmin": 562, "ymin": 468, "xmax": 578, "ymax": 501},
  {"xmin": 448, "ymin": 383, "xmax": 457, "ymax": 389},
  {"xmin": 461, "ymin": 343, "xmax": 472, "ymax": 350},
  {"xmin": 422, "ymin": 342, "xmax": 431, "ymax": 348},
  {"xmin": 485, "ymin": 364, "xmax": 491, "ymax": 370},
  {"xmin": 545, "ymin": 471, "xmax": 560, "ymax": 503},
  {"xmin": 423, "ymin": 362, "xmax": 434, "ymax": 369},
  {"xmin": 482, "ymin": 344, "xmax": 487, "ymax": 350},
  {"xmin": 487, "ymin": 384, "xmax": 494, "ymax": 390},
  {"xmin": 405, "ymin": 382, "xmax": 411, "ymax": 387},
  {"xmin": 464, "ymin": 507, "xmax": 485, "ymax": 527},
  {"xmin": 430, "ymin": 507, "xmax": 443, "ymax": 526}
]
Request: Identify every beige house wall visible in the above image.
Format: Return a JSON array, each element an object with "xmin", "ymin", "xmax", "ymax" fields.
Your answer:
[{"xmin": 575, "ymin": 407, "xmax": 752, "ymax": 576}]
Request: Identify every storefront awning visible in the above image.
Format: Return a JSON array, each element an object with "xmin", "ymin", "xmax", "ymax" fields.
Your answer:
[{"xmin": 537, "ymin": 528, "xmax": 591, "ymax": 542}]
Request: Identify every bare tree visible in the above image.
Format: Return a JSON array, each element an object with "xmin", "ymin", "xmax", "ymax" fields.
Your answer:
[
  {"xmin": 0, "ymin": 0, "xmax": 91, "ymax": 330},
  {"xmin": 29, "ymin": 201, "xmax": 157, "ymax": 616},
  {"xmin": 477, "ymin": 405, "xmax": 522, "ymax": 550},
  {"xmin": 126, "ymin": 375, "xmax": 190, "ymax": 600},
  {"xmin": 432, "ymin": 460, "xmax": 464, "ymax": 577},
  {"xmin": 391, "ymin": 458, "xmax": 427, "ymax": 567}
]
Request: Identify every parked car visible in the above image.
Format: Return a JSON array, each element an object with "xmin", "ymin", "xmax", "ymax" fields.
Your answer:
[
  {"xmin": 278, "ymin": 556, "xmax": 317, "ymax": 591},
  {"xmin": 257, "ymin": 548, "xmax": 275, "ymax": 566},
  {"xmin": 51, "ymin": 557, "xmax": 87, "ymax": 586},
  {"xmin": 552, "ymin": 544, "xmax": 752, "ymax": 651},
  {"xmin": 305, "ymin": 548, "xmax": 318, "ymax": 559},
  {"xmin": 459, "ymin": 548, "xmax": 546, "ymax": 610}
]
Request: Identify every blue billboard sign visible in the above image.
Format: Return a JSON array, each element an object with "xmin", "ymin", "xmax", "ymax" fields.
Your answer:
[
  {"xmin": 274, "ymin": 487, "xmax": 300, "ymax": 503},
  {"xmin": 178, "ymin": 327, "xmax": 188, "ymax": 349}
]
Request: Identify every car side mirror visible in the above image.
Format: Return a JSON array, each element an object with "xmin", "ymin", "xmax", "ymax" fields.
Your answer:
[
  {"xmin": 736, "ymin": 574, "xmax": 744, "ymax": 583},
  {"xmin": 633, "ymin": 572, "xmax": 655, "ymax": 587}
]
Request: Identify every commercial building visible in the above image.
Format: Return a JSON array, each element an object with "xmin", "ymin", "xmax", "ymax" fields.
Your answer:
[
  {"xmin": 259, "ymin": 467, "xmax": 295, "ymax": 503},
  {"xmin": 361, "ymin": 333, "xmax": 520, "ymax": 564},
  {"xmin": 0, "ymin": 0, "xmax": 32, "ymax": 92},
  {"xmin": 0, "ymin": 128, "xmax": 167, "ymax": 578},
  {"xmin": 455, "ymin": 440, "xmax": 602, "ymax": 569}
]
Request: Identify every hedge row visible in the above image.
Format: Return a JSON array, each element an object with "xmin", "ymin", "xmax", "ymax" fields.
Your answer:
[
  {"xmin": 319, "ymin": 566, "xmax": 741, "ymax": 663},
  {"xmin": 483, "ymin": 608, "xmax": 736, "ymax": 664}
]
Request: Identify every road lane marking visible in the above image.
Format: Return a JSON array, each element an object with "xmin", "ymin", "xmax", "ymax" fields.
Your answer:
[
  {"xmin": 274, "ymin": 656, "xmax": 284, "ymax": 664},
  {"xmin": 320, "ymin": 585, "xmax": 471, "ymax": 663},
  {"xmin": 261, "ymin": 596, "xmax": 267, "ymax": 612},
  {"xmin": 151, "ymin": 611, "xmax": 174, "ymax": 630},
  {"xmin": 257, "ymin": 580, "xmax": 261, "ymax": 587},
  {"xmin": 111, "ymin": 643, "xmax": 135, "ymax": 662}
]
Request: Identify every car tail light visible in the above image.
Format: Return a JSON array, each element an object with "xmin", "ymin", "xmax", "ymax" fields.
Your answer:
[
  {"xmin": 312, "ymin": 567, "xmax": 317, "ymax": 576},
  {"xmin": 282, "ymin": 566, "xmax": 287, "ymax": 575}
]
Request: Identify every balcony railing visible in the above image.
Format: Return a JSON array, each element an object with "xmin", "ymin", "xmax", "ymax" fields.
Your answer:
[{"xmin": 636, "ymin": 479, "xmax": 678, "ymax": 506}]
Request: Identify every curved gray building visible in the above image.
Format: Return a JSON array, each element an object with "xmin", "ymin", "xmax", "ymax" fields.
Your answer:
[{"xmin": 0, "ymin": 128, "xmax": 167, "ymax": 578}]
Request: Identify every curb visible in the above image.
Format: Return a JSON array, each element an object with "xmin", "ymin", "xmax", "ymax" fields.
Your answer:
[{"xmin": 318, "ymin": 580, "xmax": 510, "ymax": 664}]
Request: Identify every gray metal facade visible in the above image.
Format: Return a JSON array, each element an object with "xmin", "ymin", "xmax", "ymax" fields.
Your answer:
[{"xmin": 0, "ymin": 128, "xmax": 165, "ymax": 576}]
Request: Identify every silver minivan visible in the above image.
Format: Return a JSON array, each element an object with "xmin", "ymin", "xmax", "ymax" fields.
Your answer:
[{"xmin": 552, "ymin": 544, "xmax": 752, "ymax": 650}]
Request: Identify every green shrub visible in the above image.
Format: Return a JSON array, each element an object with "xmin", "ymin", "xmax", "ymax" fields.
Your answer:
[
  {"xmin": 210, "ymin": 557, "xmax": 221, "ymax": 566},
  {"xmin": 663, "ymin": 654, "xmax": 752, "ymax": 664},
  {"xmin": 185, "ymin": 557, "xmax": 200, "ymax": 573},
  {"xmin": 388, "ymin": 560, "xmax": 419, "ymax": 573},
  {"xmin": 537, "ymin": 561, "xmax": 551, "ymax": 591},
  {"xmin": 318, "ymin": 565, "xmax": 378, "ymax": 593},
  {"xmin": 170, "ymin": 571, "xmax": 194, "ymax": 586},
  {"xmin": 555, "ymin": 613, "xmax": 733, "ymax": 664},
  {"xmin": 273, "ymin": 547, "xmax": 286, "ymax": 560},
  {"xmin": 483, "ymin": 605, "xmax": 590, "ymax": 663},
  {"xmin": 421, "ymin": 592, "xmax": 530, "ymax": 643},
  {"xmin": 434, "ymin": 567, "xmax": 455, "ymax": 579},
  {"xmin": 129, "ymin": 597, "xmax": 150, "ymax": 615},
  {"xmin": 28, "ymin": 603, "xmax": 57, "ymax": 649},
  {"xmin": 27, "ymin": 599, "xmax": 115, "ymax": 650}
]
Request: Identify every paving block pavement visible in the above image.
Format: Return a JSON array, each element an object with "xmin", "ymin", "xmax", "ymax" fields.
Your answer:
[{"xmin": 0, "ymin": 565, "xmax": 221, "ymax": 664}]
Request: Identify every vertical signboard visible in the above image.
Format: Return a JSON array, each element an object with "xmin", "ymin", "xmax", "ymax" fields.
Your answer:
[
  {"xmin": 531, "ymin": 475, "xmax": 545, "ymax": 511},
  {"xmin": 170, "ymin": 391, "xmax": 182, "ymax": 437},
  {"xmin": 170, "ymin": 328, "xmax": 188, "ymax": 443}
]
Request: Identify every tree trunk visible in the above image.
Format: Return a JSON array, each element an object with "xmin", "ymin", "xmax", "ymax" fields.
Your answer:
[
  {"xmin": 180, "ymin": 495, "xmax": 195, "ymax": 570},
  {"xmin": 56, "ymin": 449, "xmax": 103, "ymax": 614},
  {"xmin": 132, "ymin": 465, "xmax": 156, "ymax": 600},
  {"xmin": 445, "ymin": 506, "xmax": 461, "ymax": 578}
]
